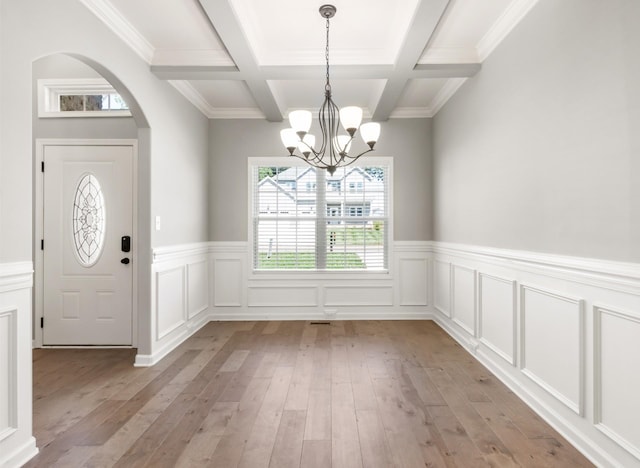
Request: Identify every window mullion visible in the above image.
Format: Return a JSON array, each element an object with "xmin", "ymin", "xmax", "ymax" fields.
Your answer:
[{"xmin": 315, "ymin": 169, "xmax": 327, "ymax": 269}]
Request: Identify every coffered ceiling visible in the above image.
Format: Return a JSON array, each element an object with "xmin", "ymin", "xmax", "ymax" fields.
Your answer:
[{"xmin": 80, "ymin": 0, "xmax": 538, "ymax": 121}]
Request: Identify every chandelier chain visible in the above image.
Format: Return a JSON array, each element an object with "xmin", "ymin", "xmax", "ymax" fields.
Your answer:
[{"xmin": 325, "ymin": 17, "xmax": 331, "ymax": 93}]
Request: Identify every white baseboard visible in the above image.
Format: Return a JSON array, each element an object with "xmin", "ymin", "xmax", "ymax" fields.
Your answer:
[
  {"xmin": 210, "ymin": 311, "xmax": 433, "ymax": 321},
  {"xmin": 134, "ymin": 311, "xmax": 210, "ymax": 367},
  {"xmin": 0, "ymin": 437, "xmax": 38, "ymax": 468}
]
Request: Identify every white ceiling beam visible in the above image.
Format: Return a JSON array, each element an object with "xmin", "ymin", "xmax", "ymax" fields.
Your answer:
[
  {"xmin": 197, "ymin": 0, "xmax": 283, "ymax": 121},
  {"xmin": 151, "ymin": 62, "xmax": 480, "ymax": 81},
  {"xmin": 372, "ymin": 0, "xmax": 451, "ymax": 121}
]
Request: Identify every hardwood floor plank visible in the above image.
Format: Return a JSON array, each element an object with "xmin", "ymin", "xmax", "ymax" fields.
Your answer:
[
  {"xmin": 331, "ymin": 382, "xmax": 362, "ymax": 468},
  {"xmin": 355, "ymin": 409, "xmax": 393, "ymax": 468},
  {"xmin": 28, "ymin": 321, "xmax": 593, "ymax": 468},
  {"xmin": 304, "ymin": 388, "xmax": 332, "ymax": 441},
  {"xmin": 269, "ymin": 410, "xmax": 306, "ymax": 468},
  {"xmin": 174, "ymin": 401, "xmax": 239, "ymax": 467},
  {"xmin": 238, "ymin": 366, "xmax": 294, "ymax": 468},
  {"xmin": 371, "ymin": 377, "xmax": 433, "ymax": 468},
  {"xmin": 425, "ymin": 366, "xmax": 519, "ymax": 467},
  {"xmin": 284, "ymin": 349, "xmax": 314, "ymax": 411},
  {"xmin": 208, "ymin": 377, "xmax": 271, "ymax": 468},
  {"xmin": 301, "ymin": 440, "xmax": 332, "ymax": 468},
  {"xmin": 80, "ymin": 349, "xmax": 201, "ymax": 446}
]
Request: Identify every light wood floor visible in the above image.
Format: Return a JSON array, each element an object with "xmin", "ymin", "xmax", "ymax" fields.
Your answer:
[{"xmin": 26, "ymin": 320, "xmax": 593, "ymax": 467}]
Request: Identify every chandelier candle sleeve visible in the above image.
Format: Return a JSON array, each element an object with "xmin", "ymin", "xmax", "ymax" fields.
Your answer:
[{"xmin": 279, "ymin": 4, "xmax": 381, "ymax": 175}]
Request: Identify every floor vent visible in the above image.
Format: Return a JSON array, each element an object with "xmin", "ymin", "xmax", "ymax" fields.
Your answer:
[{"xmin": 310, "ymin": 321, "xmax": 331, "ymax": 325}]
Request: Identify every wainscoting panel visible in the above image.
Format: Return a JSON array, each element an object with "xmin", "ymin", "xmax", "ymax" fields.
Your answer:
[
  {"xmin": 156, "ymin": 267, "xmax": 186, "ymax": 340},
  {"xmin": 595, "ymin": 305, "xmax": 640, "ymax": 460},
  {"xmin": 136, "ymin": 244, "xmax": 211, "ymax": 367},
  {"xmin": 0, "ymin": 262, "xmax": 38, "ymax": 467},
  {"xmin": 248, "ymin": 286, "xmax": 318, "ymax": 307},
  {"xmin": 324, "ymin": 285, "xmax": 394, "ymax": 307},
  {"xmin": 520, "ymin": 284, "xmax": 584, "ymax": 415},
  {"xmin": 432, "ymin": 242, "xmax": 640, "ymax": 467},
  {"xmin": 210, "ymin": 241, "xmax": 431, "ymax": 320},
  {"xmin": 434, "ymin": 260, "xmax": 451, "ymax": 317},
  {"xmin": 213, "ymin": 258, "xmax": 243, "ymax": 307},
  {"xmin": 478, "ymin": 273, "xmax": 516, "ymax": 365},
  {"xmin": 397, "ymin": 257, "xmax": 429, "ymax": 306},
  {"xmin": 187, "ymin": 261, "xmax": 208, "ymax": 319},
  {"xmin": 0, "ymin": 307, "xmax": 16, "ymax": 441},
  {"xmin": 452, "ymin": 265, "xmax": 476, "ymax": 335}
]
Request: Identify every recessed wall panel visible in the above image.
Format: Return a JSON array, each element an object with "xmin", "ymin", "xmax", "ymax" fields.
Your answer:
[
  {"xmin": 595, "ymin": 306, "xmax": 640, "ymax": 459},
  {"xmin": 248, "ymin": 286, "xmax": 318, "ymax": 307},
  {"xmin": 187, "ymin": 261, "xmax": 208, "ymax": 318},
  {"xmin": 0, "ymin": 308, "xmax": 16, "ymax": 439},
  {"xmin": 521, "ymin": 285, "xmax": 583, "ymax": 414},
  {"xmin": 398, "ymin": 258, "xmax": 428, "ymax": 306},
  {"xmin": 214, "ymin": 258, "xmax": 243, "ymax": 306},
  {"xmin": 434, "ymin": 260, "xmax": 451, "ymax": 317},
  {"xmin": 324, "ymin": 286, "xmax": 393, "ymax": 306},
  {"xmin": 156, "ymin": 267, "xmax": 186, "ymax": 339},
  {"xmin": 479, "ymin": 273, "xmax": 516, "ymax": 365},
  {"xmin": 452, "ymin": 265, "xmax": 476, "ymax": 335}
]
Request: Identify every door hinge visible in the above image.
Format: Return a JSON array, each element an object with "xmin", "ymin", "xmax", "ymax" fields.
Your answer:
[
  {"xmin": 41, "ymin": 161, "xmax": 44, "ymax": 172},
  {"xmin": 41, "ymin": 239, "xmax": 44, "ymax": 250},
  {"xmin": 41, "ymin": 317, "xmax": 44, "ymax": 328}
]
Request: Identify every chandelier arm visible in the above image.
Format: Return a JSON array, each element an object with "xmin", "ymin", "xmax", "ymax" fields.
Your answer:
[{"xmin": 343, "ymin": 149, "xmax": 375, "ymax": 166}]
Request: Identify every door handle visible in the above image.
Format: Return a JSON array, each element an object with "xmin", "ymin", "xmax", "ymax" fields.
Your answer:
[{"xmin": 121, "ymin": 258, "xmax": 130, "ymax": 265}]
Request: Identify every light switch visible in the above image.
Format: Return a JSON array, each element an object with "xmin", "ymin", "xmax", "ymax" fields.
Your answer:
[{"xmin": 155, "ymin": 216, "xmax": 161, "ymax": 231}]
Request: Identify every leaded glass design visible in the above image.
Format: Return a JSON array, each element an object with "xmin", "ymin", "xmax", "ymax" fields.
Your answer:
[{"xmin": 72, "ymin": 173, "xmax": 106, "ymax": 266}]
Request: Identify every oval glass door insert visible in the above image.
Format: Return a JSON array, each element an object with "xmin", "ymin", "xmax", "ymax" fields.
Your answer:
[{"xmin": 72, "ymin": 173, "xmax": 106, "ymax": 266}]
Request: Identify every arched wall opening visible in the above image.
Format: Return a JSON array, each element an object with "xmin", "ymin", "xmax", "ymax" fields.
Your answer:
[{"xmin": 32, "ymin": 53, "xmax": 152, "ymax": 355}]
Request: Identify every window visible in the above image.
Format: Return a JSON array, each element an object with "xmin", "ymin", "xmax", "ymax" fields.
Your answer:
[
  {"xmin": 38, "ymin": 78, "xmax": 131, "ymax": 118},
  {"xmin": 251, "ymin": 160, "xmax": 390, "ymax": 271}
]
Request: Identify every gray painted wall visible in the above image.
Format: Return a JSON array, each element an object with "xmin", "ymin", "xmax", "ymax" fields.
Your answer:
[
  {"xmin": 433, "ymin": 0, "xmax": 640, "ymax": 262},
  {"xmin": 0, "ymin": 0, "xmax": 210, "ymax": 263},
  {"xmin": 208, "ymin": 118, "xmax": 433, "ymax": 242},
  {"xmin": 33, "ymin": 55, "xmax": 138, "ymax": 140}
]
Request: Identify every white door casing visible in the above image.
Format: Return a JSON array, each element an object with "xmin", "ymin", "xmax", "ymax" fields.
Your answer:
[{"xmin": 42, "ymin": 144, "xmax": 133, "ymax": 345}]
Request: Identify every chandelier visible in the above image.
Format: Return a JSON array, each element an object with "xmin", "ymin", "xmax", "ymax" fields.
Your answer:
[{"xmin": 280, "ymin": 4, "xmax": 381, "ymax": 175}]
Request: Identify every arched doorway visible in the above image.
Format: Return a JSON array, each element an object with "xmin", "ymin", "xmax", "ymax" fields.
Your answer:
[{"xmin": 31, "ymin": 53, "xmax": 152, "ymax": 354}]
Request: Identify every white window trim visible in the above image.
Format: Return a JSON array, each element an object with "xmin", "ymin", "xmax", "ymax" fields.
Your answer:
[
  {"xmin": 38, "ymin": 78, "xmax": 132, "ymax": 118},
  {"xmin": 247, "ymin": 156, "xmax": 394, "ymax": 279}
]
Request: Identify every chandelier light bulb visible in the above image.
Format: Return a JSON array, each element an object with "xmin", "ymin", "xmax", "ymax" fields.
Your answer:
[
  {"xmin": 288, "ymin": 110, "xmax": 312, "ymax": 138},
  {"xmin": 280, "ymin": 128, "xmax": 299, "ymax": 155},
  {"xmin": 359, "ymin": 122, "xmax": 381, "ymax": 149},
  {"xmin": 298, "ymin": 134, "xmax": 316, "ymax": 158},
  {"xmin": 339, "ymin": 106, "xmax": 363, "ymax": 136}
]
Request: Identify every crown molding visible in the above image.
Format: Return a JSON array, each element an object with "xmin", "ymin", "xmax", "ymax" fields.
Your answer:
[
  {"xmin": 477, "ymin": 0, "xmax": 540, "ymax": 61},
  {"xmin": 169, "ymin": 80, "xmax": 265, "ymax": 120},
  {"xmin": 208, "ymin": 108, "xmax": 265, "ymax": 119},
  {"xmin": 168, "ymin": 80, "xmax": 215, "ymax": 117},
  {"xmin": 152, "ymin": 49, "xmax": 235, "ymax": 67},
  {"xmin": 389, "ymin": 107, "xmax": 434, "ymax": 119},
  {"xmin": 428, "ymin": 77, "xmax": 467, "ymax": 116},
  {"xmin": 79, "ymin": 0, "xmax": 154, "ymax": 63}
]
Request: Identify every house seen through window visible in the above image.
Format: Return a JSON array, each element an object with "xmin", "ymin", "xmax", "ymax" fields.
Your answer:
[{"xmin": 251, "ymin": 160, "xmax": 390, "ymax": 271}]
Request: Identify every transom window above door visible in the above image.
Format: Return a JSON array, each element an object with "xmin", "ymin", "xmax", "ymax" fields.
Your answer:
[{"xmin": 38, "ymin": 78, "xmax": 131, "ymax": 118}]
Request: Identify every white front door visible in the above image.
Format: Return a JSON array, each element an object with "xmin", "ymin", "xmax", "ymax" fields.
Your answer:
[{"xmin": 43, "ymin": 144, "xmax": 133, "ymax": 345}]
